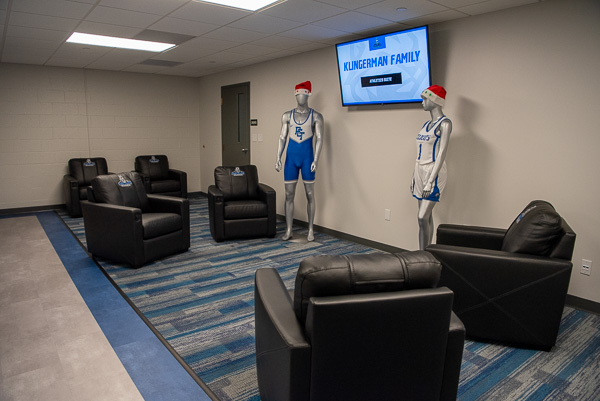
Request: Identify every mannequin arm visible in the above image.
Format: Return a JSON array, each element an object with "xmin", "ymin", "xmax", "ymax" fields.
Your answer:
[
  {"xmin": 424, "ymin": 119, "xmax": 452, "ymax": 195},
  {"xmin": 311, "ymin": 111, "xmax": 324, "ymax": 172},
  {"xmin": 276, "ymin": 111, "xmax": 290, "ymax": 171}
]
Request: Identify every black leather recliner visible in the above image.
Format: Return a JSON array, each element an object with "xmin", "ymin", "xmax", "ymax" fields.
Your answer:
[
  {"xmin": 426, "ymin": 200, "xmax": 576, "ymax": 351},
  {"xmin": 63, "ymin": 157, "xmax": 109, "ymax": 217},
  {"xmin": 255, "ymin": 251, "xmax": 465, "ymax": 401},
  {"xmin": 134, "ymin": 155, "xmax": 187, "ymax": 198},
  {"xmin": 208, "ymin": 165, "xmax": 276, "ymax": 242},
  {"xmin": 81, "ymin": 172, "xmax": 190, "ymax": 269}
]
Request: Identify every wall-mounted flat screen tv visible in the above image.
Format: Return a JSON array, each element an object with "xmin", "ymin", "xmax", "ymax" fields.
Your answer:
[{"xmin": 335, "ymin": 25, "xmax": 431, "ymax": 106}]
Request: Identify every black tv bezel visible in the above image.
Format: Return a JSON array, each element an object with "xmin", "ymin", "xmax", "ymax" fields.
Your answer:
[{"xmin": 335, "ymin": 25, "xmax": 432, "ymax": 107}]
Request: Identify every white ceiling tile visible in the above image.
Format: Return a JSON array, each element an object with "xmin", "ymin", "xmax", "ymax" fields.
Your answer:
[
  {"xmin": 11, "ymin": 0, "xmax": 93, "ymax": 19},
  {"xmin": 261, "ymin": 0, "xmax": 347, "ymax": 23},
  {"xmin": 85, "ymin": 6, "xmax": 162, "ymax": 29},
  {"xmin": 148, "ymin": 17, "xmax": 219, "ymax": 37},
  {"xmin": 228, "ymin": 13, "xmax": 305, "ymax": 34},
  {"xmin": 169, "ymin": 2, "xmax": 251, "ymax": 25},
  {"xmin": 279, "ymin": 24, "xmax": 349, "ymax": 42},
  {"xmin": 312, "ymin": 11, "xmax": 393, "ymax": 32},
  {"xmin": 98, "ymin": 0, "xmax": 188, "ymax": 16},
  {"xmin": 8, "ymin": 12, "xmax": 79, "ymax": 31},
  {"xmin": 76, "ymin": 21, "xmax": 143, "ymax": 38},
  {"xmin": 0, "ymin": 10, "xmax": 6, "ymax": 24},
  {"xmin": 7, "ymin": 25, "xmax": 71, "ymax": 42},
  {"xmin": 227, "ymin": 43, "xmax": 280, "ymax": 56},
  {"xmin": 404, "ymin": 9, "xmax": 468, "ymax": 27},
  {"xmin": 202, "ymin": 26, "xmax": 269, "ymax": 44},
  {"xmin": 3, "ymin": 35, "xmax": 63, "ymax": 51},
  {"xmin": 316, "ymin": 0, "xmax": 384, "ymax": 10},
  {"xmin": 149, "ymin": 45, "xmax": 216, "ymax": 62},
  {"xmin": 85, "ymin": 48, "xmax": 152, "ymax": 70},
  {"xmin": 182, "ymin": 36, "xmax": 239, "ymax": 51},
  {"xmin": 458, "ymin": 0, "xmax": 539, "ymax": 15},
  {"xmin": 251, "ymin": 35, "xmax": 312, "ymax": 50},
  {"xmin": 1, "ymin": 49, "xmax": 53, "ymax": 65},
  {"xmin": 357, "ymin": 0, "xmax": 449, "ymax": 22},
  {"xmin": 0, "ymin": 0, "xmax": 7, "ymax": 10}
]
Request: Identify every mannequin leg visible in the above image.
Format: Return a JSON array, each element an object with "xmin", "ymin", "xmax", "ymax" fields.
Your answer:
[
  {"xmin": 417, "ymin": 200, "xmax": 436, "ymax": 250},
  {"xmin": 283, "ymin": 182, "xmax": 297, "ymax": 240},
  {"xmin": 304, "ymin": 182, "xmax": 315, "ymax": 241}
]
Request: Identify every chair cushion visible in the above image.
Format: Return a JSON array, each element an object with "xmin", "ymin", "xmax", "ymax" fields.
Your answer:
[
  {"xmin": 150, "ymin": 179, "xmax": 181, "ymax": 194},
  {"xmin": 501, "ymin": 200, "xmax": 564, "ymax": 256},
  {"xmin": 294, "ymin": 251, "xmax": 441, "ymax": 324},
  {"xmin": 68, "ymin": 157, "xmax": 108, "ymax": 185},
  {"xmin": 90, "ymin": 172, "xmax": 151, "ymax": 213},
  {"xmin": 224, "ymin": 200, "xmax": 268, "ymax": 219},
  {"xmin": 136, "ymin": 155, "xmax": 170, "ymax": 180},
  {"xmin": 214, "ymin": 165, "xmax": 260, "ymax": 201},
  {"xmin": 142, "ymin": 213, "xmax": 182, "ymax": 239}
]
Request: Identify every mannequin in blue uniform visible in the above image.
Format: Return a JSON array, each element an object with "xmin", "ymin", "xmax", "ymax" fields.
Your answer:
[
  {"xmin": 275, "ymin": 81, "xmax": 324, "ymax": 241},
  {"xmin": 411, "ymin": 85, "xmax": 452, "ymax": 249}
]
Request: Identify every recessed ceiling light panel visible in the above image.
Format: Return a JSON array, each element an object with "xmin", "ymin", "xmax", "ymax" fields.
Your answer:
[
  {"xmin": 192, "ymin": 0, "xmax": 285, "ymax": 12},
  {"xmin": 66, "ymin": 32, "xmax": 176, "ymax": 52}
]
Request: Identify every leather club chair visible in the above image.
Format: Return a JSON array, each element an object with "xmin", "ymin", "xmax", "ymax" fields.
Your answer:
[
  {"xmin": 254, "ymin": 251, "xmax": 465, "ymax": 401},
  {"xmin": 81, "ymin": 171, "xmax": 190, "ymax": 269},
  {"xmin": 134, "ymin": 155, "xmax": 187, "ymax": 198},
  {"xmin": 208, "ymin": 165, "xmax": 276, "ymax": 242},
  {"xmin": 63, "ymin": 157, "xmax": 109, "ymax": 217},
  {"xmin": 426, "ymin": 200, "xmax": 576, "ymax": 351}
]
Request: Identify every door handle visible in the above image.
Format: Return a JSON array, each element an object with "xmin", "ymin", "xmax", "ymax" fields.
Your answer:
[{"xmin": 241, "ymin": 148, "xmax": 248, "ymax": 153}]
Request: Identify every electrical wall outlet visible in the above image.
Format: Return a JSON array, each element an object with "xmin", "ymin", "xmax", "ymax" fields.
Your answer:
[
  {"xmin": 581, "ymin": 259, "xmax": 592, "ymax": 276},
  {"xmin": 384, "ymin": 209, "xmax": 391, "ymax": 221}
]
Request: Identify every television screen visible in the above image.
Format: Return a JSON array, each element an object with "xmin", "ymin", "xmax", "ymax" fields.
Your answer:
[{"xmin": 335, "ymin": 26, "xmax": 431, "ymax": 106}]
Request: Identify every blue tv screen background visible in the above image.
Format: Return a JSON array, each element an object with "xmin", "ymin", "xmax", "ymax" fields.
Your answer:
[{"xmin": 335, "ymin": 26, "xmax": 431, "ymax": 106}]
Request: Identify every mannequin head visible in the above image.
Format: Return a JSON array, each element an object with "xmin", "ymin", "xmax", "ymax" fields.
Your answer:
[
  {"xmin": 294, "ymin": 81, "xmax": 312, "ymax": 109},
  {"xmin": 421, "ymin": 85, "xmax": 446, "ymax": 108}
]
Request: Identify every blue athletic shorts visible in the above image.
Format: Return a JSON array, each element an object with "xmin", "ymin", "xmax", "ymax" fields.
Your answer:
[{"xmin": 284, "ymin": 139, "xmax": 315, "ymax": 183}]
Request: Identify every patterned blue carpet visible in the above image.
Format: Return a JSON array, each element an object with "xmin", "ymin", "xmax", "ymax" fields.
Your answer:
[{"xmin": 58, "ymin": 195, "xmax": 600, "ymax": 401}]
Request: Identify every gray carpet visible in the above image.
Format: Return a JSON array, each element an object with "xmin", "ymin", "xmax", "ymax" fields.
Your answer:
[{"xmin": 58, "ymin": 195, "xmax": 600, "ymax": 400}]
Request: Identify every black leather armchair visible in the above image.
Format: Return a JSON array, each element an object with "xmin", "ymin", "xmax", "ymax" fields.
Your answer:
[
  {"xmin": 208, "ymin": 165, "xmax": 276, "ymax": 242},
  {"xmin": 255, "ymin": 251, "xmax": 465, "ymax": 401},
  {"xmin": 81, "ymin": 172, "xmax": 190, "ymax": 269},
  {"xmin": 134, "ymin": 155, "xmax": 187, "ymax": 198},
  {"xmin": 426, "ymin": 200, "xmax": 576, "ymax": 350},
  {"xmin": 63, "ymin": 157, "xmax": 109, "ymax": 217}
]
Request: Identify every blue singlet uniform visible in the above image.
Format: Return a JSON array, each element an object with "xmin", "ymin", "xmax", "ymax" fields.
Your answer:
[{"xmin": 284, "ymin": 108, "xmax": 315, "ymax": 184}]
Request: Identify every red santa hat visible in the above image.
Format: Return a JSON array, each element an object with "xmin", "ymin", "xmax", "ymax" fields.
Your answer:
[
  {"xmin": 294, "ymin": 81, "xmax": 312, "ymax": 96},
  {"xmin": 421, "ymin": 85, "xmax": 446, "ymax": 107}
]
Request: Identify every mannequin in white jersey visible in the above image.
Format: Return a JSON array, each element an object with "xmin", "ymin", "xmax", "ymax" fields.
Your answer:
[
  {"xmin": 411, "ymin": 85, "xmax": 452, "ymax": 250},
  {"xmin": 275, "ymin": 81, "xmax": 324, "ymax": 241}
]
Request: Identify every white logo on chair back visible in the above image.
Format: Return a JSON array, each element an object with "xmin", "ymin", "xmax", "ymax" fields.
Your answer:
[
  {"xmin": 231, "ymin": 167, "xmax": 245, "ymax": 177},
  {"xmin": 516, "ymin": 205, "xmax": 537, "ymax": 223},
  {"xmin": 118, "ymin": 174, "xmax": 133, "ymax": 187},
  {"xmin": 149, "ymin": 156, "xmax": 160, "ymax": 163},
  {"xmin": 83, "ymin": 158, "xmax": 96, "ymax": 167}
]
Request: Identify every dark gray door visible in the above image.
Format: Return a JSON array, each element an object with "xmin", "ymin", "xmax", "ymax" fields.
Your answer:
[{"xmin": 221, "ymin": 82, "xmax": 250, "ymax": 166}]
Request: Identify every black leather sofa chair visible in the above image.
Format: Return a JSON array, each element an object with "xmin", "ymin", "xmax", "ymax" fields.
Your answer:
[
  {"xmin": 63, "ymin": 157, "xmax": 109, "ymax": 217},
  {"xmin": 426, "ymin": 200, "xmax": 576, "ymax": 351},
  {"xmin": 81, "ymin": 172, "xmax": 190, "ymax": 269},
  {"xmin": 255, "ymin": 251, "xmax": 465, "ymax": 401},
  {"xmin": 208, "ymin": 165, "xmax": 276, "ymax": 242},
  {"xmin": 134, "ymin": 155, "xmax": 187, "ymax": 198}
]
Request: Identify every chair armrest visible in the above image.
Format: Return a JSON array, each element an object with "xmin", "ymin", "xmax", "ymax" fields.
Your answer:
[
  {"xmin": 81, "ymin": 201, "xmax": 145, "ymax": 267},
  {"xmin": 168, "ymin": 169, "xmax": 187, "ymax": 197},
  {"xmin": 255, "ymin": 268, "xmax": 311, "ymax": 401},
  {"xmin": 63, "ymin": 175, "xmax": 80, "ymax": 216},
  {"xmin": 436, "ymin": 224, "xmax": 506, "ymax": 250},
  {"xmin": 148, "ymin": 194, "xmax": 188, "ymax": 215},
  {"xmin": 258, "ymin": 183, "xmax": 276, "ymax": 236},
  {"xmin": 148, "ymin": 194, "xmax": 190, "ymax": 249},
  {"xmin": 208, "ymin": 185, "xmax": 225, "ymax": 241},
  {"xmin": 441, "ymin": 311, "xmax": 465, "ymax": 401}
]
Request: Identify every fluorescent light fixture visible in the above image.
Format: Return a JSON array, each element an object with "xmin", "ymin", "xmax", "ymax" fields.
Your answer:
[
  {"xmin": 193, "ymin": 0, "xmax": 284, "ymax": 11},
  {"xmin": 66, "ymin": 32, "xmax": 176, "ymax": 52}
]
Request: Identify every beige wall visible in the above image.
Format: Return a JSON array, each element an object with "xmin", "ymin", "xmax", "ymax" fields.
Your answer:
[
  {"xmin": 198, "ymin": 0, "xmax": 600, "ymax": 303},
  {"xmin": 0, "ymin": 0, "xmax": 598, "ymax": 303},
  {"xmin": 0, "ymin": 65, "xmax": 201, "ymax": 208}
]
